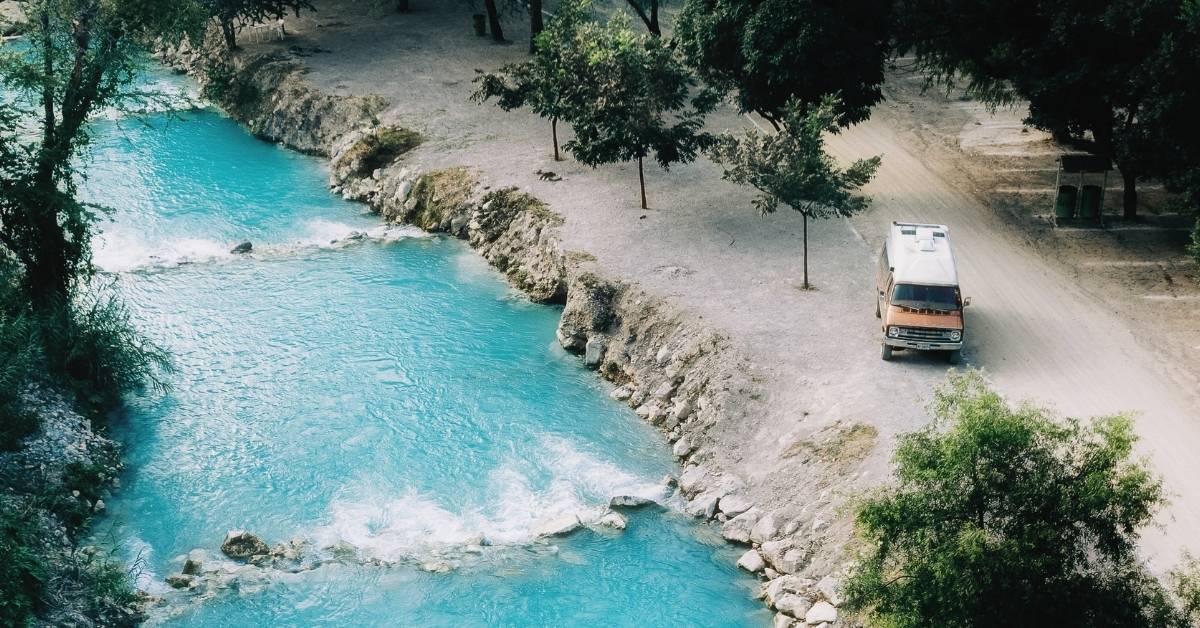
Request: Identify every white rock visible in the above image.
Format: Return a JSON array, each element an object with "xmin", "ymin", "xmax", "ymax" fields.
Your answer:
[
  {"xmin": 772, "ymin": 612, "xmax": 795, "ymax": 628},
  {"xmin": 686, "ymin": 491, "xmax": 720, "ymax": 519},
  {"xmin": 777, "ymin": 548, "xmax": 807, "ymax": 574},
  {"xmin": 721, "ymin": 509, "xmax": 760, "ymax": 543},
  {"xmin": 672, "ymin": 436, "xmax": 693, "ymax": 458},
  {"xmin": 537, "ymin": 514, "xmax": 582, "ymax": 537},
  {"xmin": 805, "ymin": 601, "xmax": 837, "ymax": 625},
  {"xmin": 672, "ymin": 397, "xmax": 694, "ymax": 421},
  {"xmin": 811, "ymin": 518, "xmax": 827, "ymax": 533},
  {"xmin": 634, "ymin": 403, "xmax": 659, "ymax": 418},
  {"xmin": 609, "ymin": 494, "xmax": 654, "ymax": 508},
  {"xmin": 610, "ymin": 385, "xmax": 634, "ymax": 401},
  {"xmin": 596, "ymin": 511, "xmax": 627, "ymax": 530},
  {"xmin": 655, "ymin": 345, "xmax": 671, "ymax": 364},
  {"xmin": 775, "ymin": 593, "xmax": 812, "ymax": 618},
  {"xmin": 420, "ymin": 561, "xmax": 454, "ymax": 573},
  {"xmin": 736, "ymin": 549, "xmax": 765, "ymax": 573},
  {"xmin": 816, "ymin": 575, "xmax": 843, "ymax": 606},
  {"xmin": 763, "ymin": 574, "xmax": 806, "ymax": 608},
  {"xmin": 677, "ymin": 466, "xmax": 708, "ymax": 496},
  {"xmin": 750, "ymin": 514, "xmax": 780, "ymax": 544},
  {"xmin": 584, "ymin": 336, "xmax": 605, "ymax": 367},
  {"xmin": 652, "ymin": 381, "xmax": 676, "ymax": 400},
  {"xmin": 718, "ymin": 494, "xmax": 752, "ymax": 517}
]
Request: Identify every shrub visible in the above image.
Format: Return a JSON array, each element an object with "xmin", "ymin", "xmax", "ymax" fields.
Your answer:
[
  {"xmin": 845, "ymin": 370, "xmax": 1187, "ymax": 628},
  {"xmin": 201, "ymin": 60, "xmax": 263, "ymax": 119},
  {"xmin": 0, "ymin": 498, "xmax": 49, "ymax": 626}
]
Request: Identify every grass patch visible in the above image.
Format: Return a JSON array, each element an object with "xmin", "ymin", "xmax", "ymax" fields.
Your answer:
[
  {"xmin": 344, "ymin": 126, "xmax": 422, "ymax": 176},
  {"xmin": 783, "ymin": 422, "xmax": 878, "ymax": 467}
]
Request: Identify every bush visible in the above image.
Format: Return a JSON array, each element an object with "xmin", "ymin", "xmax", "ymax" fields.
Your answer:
[
  {"xmin": 0, "ymin": 498, "xmax": 49, "ymax": 626},
  {"xmin": 845, "ymin": 370, "xmax": 1188, "ymax": 628},
  {"xmin": 201, "ymin": 60, "xmax": 262, "ymax": 118}
]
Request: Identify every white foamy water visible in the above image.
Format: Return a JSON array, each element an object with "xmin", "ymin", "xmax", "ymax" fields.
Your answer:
[
  {"xmin": 309, "ymin": 437, "xmax": 665, "ymax": 561},
  {"xmin": 94, "ymin": 220, "xmax": 429, "ymax": 273}
]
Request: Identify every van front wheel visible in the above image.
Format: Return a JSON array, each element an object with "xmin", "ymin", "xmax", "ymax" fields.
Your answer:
[
  {"xmin": 947, "ymin": 349, "xmax": 962, "ymax": 365},
  {"xmin": 881, "ymin": 344, "xmax": 894, "ymax": 361}
]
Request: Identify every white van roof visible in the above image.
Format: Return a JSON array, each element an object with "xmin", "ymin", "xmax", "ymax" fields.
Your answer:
[{"xmin": 886, "ymin": 222, "xmax": 958, "ymax": 286}]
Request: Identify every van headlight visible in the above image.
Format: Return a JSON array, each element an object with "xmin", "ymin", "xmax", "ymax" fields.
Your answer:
[
  {"xmin": 888, "ymin": 326, "xmax": 900, "ymax": 338},
  {"xmin": 949, "ymin": 330, "xmax": 962, "ymax": 341}
]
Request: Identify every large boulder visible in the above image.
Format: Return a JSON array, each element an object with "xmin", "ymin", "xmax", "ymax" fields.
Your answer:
[
  {"xmin": 609, "ymin": 495, "xmax": 654, "ymax": 509},
  {"xmin": 718, "ymin": 494, "xmax": 753, "ymax": 517},
  {"xmin": 537, "ymin": 514, "xmax": 582, "ymax": 537},
  {"xmin": 221, "ymin": 530, "xmax": 269, "ymax": 560},
  {"xmin": 750, "ymin": 513, "xmax": 781, "ymax": 544},
  {"xmin": 805, "ymin": 601, "xmax": 837, "ymax": 625},
  {"xmin": 722, "ymin": 509, "xmax": 760, "ymax": 544},
  {"xmin": 737, "ymin": 549, "xmax": 766, "ymax": 573}
]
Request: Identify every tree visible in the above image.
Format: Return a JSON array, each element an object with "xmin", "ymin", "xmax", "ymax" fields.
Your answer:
[
  {"xmin": 472, "ymin": 0, "xmax": 592, "ymax": 160},
  {"xmin": 202, "ymin": 0, "xmax": 314, "ymax": 50},
  {"xmin": 565, "ymin": 13, "xmax": 713, "ymax": 209},
  {"xmin": 894, "ymin": 0, "xmax": 1200, "ymax": 220},
  {"xmin": 0, "ymin": 0, "xmax": 206, "ymax": 304},
  {"xmin": 675, "ymin": 0, "xmax": 891, "ymax": 130},
  {"xmin": 708, "ymin": 97, "xmax": 879, "ymax": 289},
  {"xmin": 844, "ymin": 371, "xmax": 1190, "ymax": 628},
  {"xmin": 624, "ymin": 0, "xmax": 662, "ymax": 35},
  {"xmin": 483, "ymin": 0, "xmax": 505, "ymax": 42}
]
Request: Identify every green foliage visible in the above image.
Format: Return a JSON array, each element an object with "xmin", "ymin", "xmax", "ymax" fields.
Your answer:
[
  {"xmin": 1191, "ymin": 218, "xmax": 1200, "ymax": 266},
  {"xmin": 1174, "ymin": 557, "xmax": 1200, "ymax": 624},
  {"xmin": 708, "ymin": 96, "xmax": 879, "ymax": 287},
  {"xmin": 201, "ymin": 59, "xmax": 263, "ymax": 117},
  {"xmin": 564, "ymin": 12, "xmax": 713, "ymax": 208},
  {"xmin": 675, "ymin": 0, "xmax": 892, "ymax": 128},
  {"xmin": 894, "ymin": 0, "xmax": 1200, "ymax": 218},
  {"xmin": 845, "ymin": 371, "xmax": 1189, "ymax": 628},
  {"xmin": 201, "ymin": 0, "xmax": 315, "ymax": 49},
  {"xmin": 0, "ymin": 264, "xmax": 43, "ymax": 451},
  {"xmin": 0, "ymin": 498, "xmax": 47, "ymax": 626},
  {"xmin": 344, "ymin": 126, "xmax": 422, "ymax": 176},
  {"xmin": 472, "ymin": 0, "xmax": 594, "ymax": 159}
]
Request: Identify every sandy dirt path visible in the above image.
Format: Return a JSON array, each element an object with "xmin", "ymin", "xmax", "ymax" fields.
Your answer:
[{"xmin": 828, "ymin": 116, "xmax": 1200, "ymax": 571}]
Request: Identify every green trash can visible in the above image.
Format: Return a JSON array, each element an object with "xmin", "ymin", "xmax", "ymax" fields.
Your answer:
[
  {"xmin": 1055, "ymin": 185, "xmax": 1078, "ymax": 219},
  {"xmin": 1079, "ymin": 184, "xmax": 1102, "ymax": 219}
]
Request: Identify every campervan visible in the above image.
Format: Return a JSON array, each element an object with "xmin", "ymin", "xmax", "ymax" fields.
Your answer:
[{"xmin": 877, "ymin": 222, "xmax": 969, "ymax": 363}]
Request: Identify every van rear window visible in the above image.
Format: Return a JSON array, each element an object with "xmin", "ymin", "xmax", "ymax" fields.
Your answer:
[{"xmin": 891, "ymin": 284, "xmax": 958, "ymax": 311}]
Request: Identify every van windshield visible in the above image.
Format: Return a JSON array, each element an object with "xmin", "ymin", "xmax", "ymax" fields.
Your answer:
[{"xmin": 891, "ymin": 284, "xmax": 959, "ymax": 311}]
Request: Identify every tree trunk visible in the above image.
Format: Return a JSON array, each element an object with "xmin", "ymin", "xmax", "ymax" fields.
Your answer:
[
  {"xmin": 802, "ymin": 213, "xmax": 810, "ymax": 290},
  {"xmin": 529, "ymin": 0, "xmax": 544, "ymax": 53},
  {"xmin": 638, "ymin": 155, "xmax": 647, "ymax": 209},
  {"xmin": 221, "ymin": 18, "xmax": 238, "ymax": 50},
  {"xmin": 1122, "ymin": 169, "xmax": 1138, "ymax": 220},
  {"xmin": 625, "ymin": 0, "xmax": 661, "ymax": 36},
  {"xmin": 551, "ymin": 117, "xmax": 560, "ymax": 161},
  {"xmin": 483, "ymin": 0, "xmax": 504, "ymax": 42}
]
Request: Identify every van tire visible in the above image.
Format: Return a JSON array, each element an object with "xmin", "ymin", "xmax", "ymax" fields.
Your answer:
[
  {"xmin": 881, "ymin": 344, "xmax": 893, "ymax": 361},
  {"xmin": 947, "ymin": 349, "xmax": 962, "ymax": 365},
  {"xmin": 875, "ymin": 298, "xmax": 881, "ymax": 318}
]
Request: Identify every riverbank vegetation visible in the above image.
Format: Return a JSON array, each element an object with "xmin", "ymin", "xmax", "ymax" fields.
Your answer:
[
  {"xmin": 0, "ymin": 0, "xmax": 200, "ymax": 623},
  {"xmin": 845, "ymin": 371, "xmax": 1200, "ymax": 627}
]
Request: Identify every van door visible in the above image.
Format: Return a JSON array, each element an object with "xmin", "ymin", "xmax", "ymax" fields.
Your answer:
[{"xmin": 876, "ymin": 246, "xmax": 889, "ymax": 318}]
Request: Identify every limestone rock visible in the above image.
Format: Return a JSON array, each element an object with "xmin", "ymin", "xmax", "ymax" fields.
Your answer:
[
  {"xmin": 718, "ymin": 494, "xmax": 752, "ymax": 517},
  {"xmin": 421, "ymin": 561, "xmax": 454, "ymax": 573},
  {"xmin": 230, "ymin": 241, "xmax": 253, "ymax": 254},
  {"xmin": 596, "ymin": 511, "xmax": 627, "ymax": 530},
  {"xmin": 181, "ymin": 558, "xmax": 202, "ymax": 576},
  {"xmin": 816, "ymin": 575, "xmax": 843, "ymax": 606},
  {"xmin": 221, "ymin": 530, "xmax": 269, "ymax": 560},
  {"xmin": 165, "ymin": 574, "xmax": 195, "ymax": 589},
  {"xmin": 805, "ymin": 601, "xmax": 837, "ymax": 625},
  {"xmin": 609, "ymin": 495, "xmax": 654, "ymax": 509},
  {"xmin": 750, "ymin": 514, "xmax": 780, "ymax": 544},
  {"xmin": 722, "ymin": 509, "xmax": 760, "ymax": 544},
  {"xmin": 609, "ymin": 385, "xmax": 634, "ymax": 401},
  {"xmin": 672, "ymin": 436, "xmax": 693, "ymax": 458},
  {"xmin": 583, "ymin": 336, "xmax": 605, "ymax": 368},
  {"xmin": 763, "ymin": 575, "xmax": 808, "ymax": 609},
  {"xmin": 677, "ymin": 466, "xmax": 708, "ymax": 496},
  {"xmin": 672, "ymin": 396, "xmax": 694, "ymax": 421},
  {"xmin": 775, "ymin": 593, "xmax": 812, "ymax": 619},
  {"xmin": 773, "ymin": 612, "xmax": 796, "ymax": 628},
  {"xmin": 686, "ymin": 491, "xmax": 720, "ymax": 519},
  {"xmin": 537, "ymin": 514, "xmax": 582, "ymax": 537},
  {"xmin": 736, "ymin": 549, "xmax": 765, "ymax": 573}
]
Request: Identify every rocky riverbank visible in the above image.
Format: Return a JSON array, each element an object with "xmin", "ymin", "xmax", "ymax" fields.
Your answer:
[
  {"xmin": 154, "ymin": 35, "xmax": 866, "ymax": 627},
  {"xmin": 0, "ymin": 386, "xmax": 141, "ymax": 626}
]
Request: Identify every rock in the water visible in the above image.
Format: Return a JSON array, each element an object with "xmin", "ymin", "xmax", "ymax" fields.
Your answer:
[
  {"xmin": 737, "ymin": 549, "xmax": 765, "ymax": 573},
  {"xmin": 230, "ymin": 241, "xmax": 253, "ymax": 254},
  {"xmin": 596, "ymin": 511, "xmax": 627, "ymax": 530},
  {"xmin": 324, "ymin": 540, "xmax": 358, "ymax": 560},
  {"xmin": 537, "ymin": 514, "xmax": 582, "ymax": 537},
  {"xmin": 805, "ymin": 601, "xmax": 837, "ymax": 624},
  {"xmin": 816, "ymin": 575, "xmax": 843, "ymax": 606},
  {"xmin": 718, "ymin": 494, "xmax": 752, "ymax": 517},
  {"xmin": 421, "ymin": 561, "xmax": 455, "ymax": 573},
  {"xmin": 181, "ymin": 558, "xmax": 202, "ymax": 576},
  {"xmin": 610, "ymin": 385, "xmax": 634, "ymax": 401},
  {"xmin": 763, "ymin": 574, "xmax": 808, "ymax": 609},
  {"xmin": 721, "ymin": 509, "xmax": 760, "ymax": 544},
  {"xmin": 686, "ymin": 491, "xmax": 721, "ymax": 519},
  {"xmin": 775, "ymin": 593, "xmax": 812, "ymax": 619},
  {"xmin": 609, "ymin": 495, "xmax": 654, "ymax": 509},
  {"xmin": 221, "ymin": 530, "xmax": 269, "ymax": 560},
  {"xmin": 583, "ymin": 336, "xmax": 605, "ymax": 368},
  {"xmin": 165, "ymin": 574, "xmax": 195, "ymax": 589}
]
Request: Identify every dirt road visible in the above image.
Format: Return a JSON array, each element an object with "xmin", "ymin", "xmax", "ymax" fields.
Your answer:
[{"xmin": 828, "ymin": 111, "xmax": 1200, "ymax": 572}]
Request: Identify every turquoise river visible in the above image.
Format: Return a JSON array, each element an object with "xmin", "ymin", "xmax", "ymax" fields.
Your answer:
[{"xmin": 80, "ymin": 71, "xmax": 767, "ymax": 626}]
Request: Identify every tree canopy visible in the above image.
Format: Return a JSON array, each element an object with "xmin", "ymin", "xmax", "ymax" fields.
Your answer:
[
  {"xmin": 675, "ymin": 0, "xmax": 892, "ymax": 129},
  {"xmin": 565, "ymin": 12, "xmax": 713, "ymax": 208},
  {"xmin": 708, "ymin": 96, "xmax": 879, "ymax": 289},
  {"xmin": 202, "ymin": 0, "xmax": 314, "ymax": 49},
  {"xmin": 845, "ymin": 371, "xmax": 1190, "ymax": 628},
  {"xmin": 895, "ymin": 0, "xmax": 1200, "ymax": 219}
]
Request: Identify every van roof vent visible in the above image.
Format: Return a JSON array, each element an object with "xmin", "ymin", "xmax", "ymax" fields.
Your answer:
[{"xmin": 918, "ymin": 238, "xmax": 936, "ymax": 252}]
